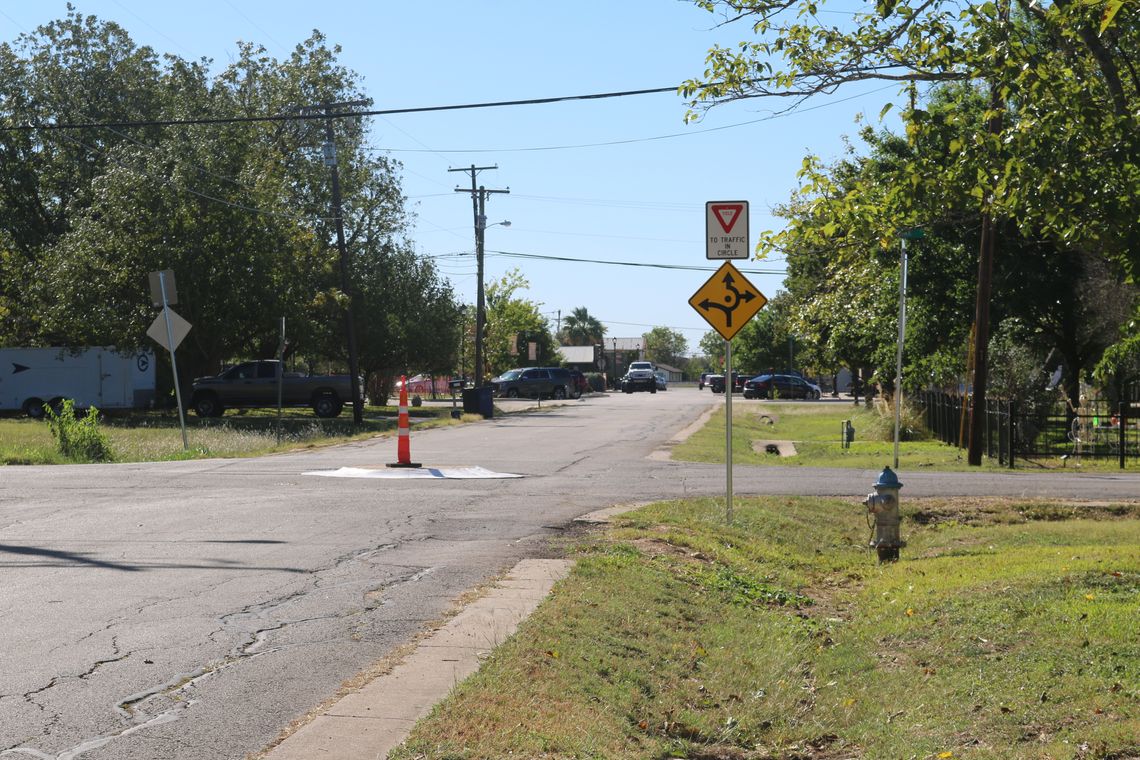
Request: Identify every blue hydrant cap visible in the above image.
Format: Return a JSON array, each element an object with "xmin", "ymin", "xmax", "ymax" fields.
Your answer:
[{"xmin": 874, "ymin": 466, "xmax": 903, "ymax": 489}]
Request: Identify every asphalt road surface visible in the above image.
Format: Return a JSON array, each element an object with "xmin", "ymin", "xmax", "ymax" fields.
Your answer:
[{"xmin": 2, "ymin": 388, "xmax": 1137, "ymax": 759}]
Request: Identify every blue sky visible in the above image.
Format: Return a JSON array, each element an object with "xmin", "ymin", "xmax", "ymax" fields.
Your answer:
[{"xmin": 2, "ymin": 1, "xmax": 898, "ymax": 354}]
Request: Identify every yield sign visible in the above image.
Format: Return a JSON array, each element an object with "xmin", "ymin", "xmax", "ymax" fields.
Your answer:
[
  {"xmin": 706, "ymin": 200, "xmax": 750, "ymax": 260},
  {"xmin": 689, "ymin": 261, "xmax": 767, "ymax": 340}
]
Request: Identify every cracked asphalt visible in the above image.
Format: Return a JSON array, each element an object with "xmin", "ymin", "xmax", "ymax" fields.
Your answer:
[{"xmin": 1, "ymin": 388, "xmax": 1137, "ymax": 759}]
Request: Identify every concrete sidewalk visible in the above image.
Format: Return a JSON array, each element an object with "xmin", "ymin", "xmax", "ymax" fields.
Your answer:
[{"xmin": 260, "ymin": 559, "xmax": 572, "ymax": 760}]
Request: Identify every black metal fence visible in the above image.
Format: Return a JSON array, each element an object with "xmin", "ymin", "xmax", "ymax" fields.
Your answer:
[{"xmin": 918, "ymin": 390, "xmax": 1140, "ymax": 468}]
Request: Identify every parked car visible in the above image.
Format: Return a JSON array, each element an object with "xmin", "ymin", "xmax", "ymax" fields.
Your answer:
[
  {"xmin": 490, "ymin": 367, "xmax": 579, "ymax": 399},
  {"xmin": 621, "ymin": 361, "xmax": 658, "ymax": 393},
  {"xmin": 698, "ymin": 372, "xmax": 711, "ymax": 390},
  {"xmin": 708, "ymin": 372, "xmax": 745, "ymax": 393},
  {"xmin": 742, "ymin": 373, "xmax": 822, "ymax": 400},
  {"xmin": 654, "ymin": 370, "xmax": 668, "ymax": 391}
]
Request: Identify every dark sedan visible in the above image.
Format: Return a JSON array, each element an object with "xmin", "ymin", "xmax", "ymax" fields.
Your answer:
[{"xmin": 742, "ymin": 373, "xmax": 822, "ymax": 400}]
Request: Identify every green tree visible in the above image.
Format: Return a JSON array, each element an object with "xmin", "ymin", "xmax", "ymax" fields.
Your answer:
[
  {"xmin": 0, "ymin": 13, "xmax": 452, "ymax": 406},
  {"xmin": 685, "ymin": 0, "xmax": 1140, "ymax": 459},
  {"xmin": 770, "ymin": 84, "xmax": 1135, "ymax": 407},
  {"xmin": 699, "ymin": 330, "xmax": 727, "ymax": 371},
  {"xmin": 354, "ymin": 239, "xmax": 463, "ymax": 402},
  {"xmin": 0, "ymin": 11, "xmax": 166, "ymax": 344},
  {"xmin": 483, "ymin": 269, "xmax": 558, "ymax": 376},
  {"xmin": 559, "ymin": 306, "xmax": 605, "ymax": 346},
  {"xmin": 731, "ymin": 295, "xmax": 794, "ymax": 376},
  {"xmin": 643, "ymin": 326, "xmax": 688, "ymax": 367}
]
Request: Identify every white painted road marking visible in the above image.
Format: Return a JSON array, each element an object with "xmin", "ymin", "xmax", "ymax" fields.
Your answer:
[{"xmin": 305, "ymin": 466, "xmax": 523, "ymax": 479}]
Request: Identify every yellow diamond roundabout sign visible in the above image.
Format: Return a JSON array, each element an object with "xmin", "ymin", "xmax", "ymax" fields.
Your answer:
[{"xmin": 689, "ymin": 261, "xmax": 768, "ymax": 341}]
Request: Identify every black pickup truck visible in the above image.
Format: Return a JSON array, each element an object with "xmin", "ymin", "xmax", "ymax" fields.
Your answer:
[{"xmin": 191, "ymin": 360, "xmax": 358, "ymax": 418}]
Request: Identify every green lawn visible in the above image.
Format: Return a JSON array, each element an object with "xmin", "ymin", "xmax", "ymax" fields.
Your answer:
[
  {"xmin": 390, "ymin": 496, "xmax": 1140, "ymax": 759},
  {"xmin": 672, "ymin": 399, "xmax": 1131, "ymax": 472}
]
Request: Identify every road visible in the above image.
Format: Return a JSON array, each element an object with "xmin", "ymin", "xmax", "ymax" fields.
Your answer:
[{"xmin": 1, "ymin": 388, "xmax": 1137, "ymax": 759}]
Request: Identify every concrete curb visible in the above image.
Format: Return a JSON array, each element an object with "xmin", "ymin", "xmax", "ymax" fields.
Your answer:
[{"xmin": 260, "ymin": 558, "xmax": 573, "ymax": 760}]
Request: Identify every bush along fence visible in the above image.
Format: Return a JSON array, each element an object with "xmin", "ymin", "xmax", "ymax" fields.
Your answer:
[{"xmin": 918, "ymin": 390, "xmax": 1140, "ymax": 469}]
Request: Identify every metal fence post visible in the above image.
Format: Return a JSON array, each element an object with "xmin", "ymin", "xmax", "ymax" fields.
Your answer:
[
  {"xmin": 1121, "ymin": 401, "xmax": 1127, "ymax": 470},
  {"xmin": 1007, "ymin": 399, "xmax": 1016, "ymax": 469}
]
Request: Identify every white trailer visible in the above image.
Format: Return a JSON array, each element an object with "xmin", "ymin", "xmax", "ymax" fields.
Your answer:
[{"xmin": 0, "ymin": 347, "xmax": 156, "ymax": 418}]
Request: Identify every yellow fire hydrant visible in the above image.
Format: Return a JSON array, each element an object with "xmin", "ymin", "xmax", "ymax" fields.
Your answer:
[{"xmin": 864, "ymin": 466, "xmax": 905, "ymax": 563}]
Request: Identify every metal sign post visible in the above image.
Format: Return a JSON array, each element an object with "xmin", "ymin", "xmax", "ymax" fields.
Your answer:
[
  {"xmin": 277, "ymin": 317, "xmax": 286, "ymax": 445},
  {"xmin": 725, "ymin": 338, "xmax": 733, "ymax": 524},
  {"xmin": 158, "ymin": 271, "xmax": 188, "ymax": 450}
]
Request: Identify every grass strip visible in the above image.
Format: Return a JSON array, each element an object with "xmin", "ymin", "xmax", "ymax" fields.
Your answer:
[
  {"xmin": 390, "ymin": 497, "xmax": 1140, "ymax": 759},
  {"xmin": 672, "ymin": 401, "xmax": 1134, "ymax": 472},
  {"xmin": 0, "ymin": 405, "xmax": 476, "ymax": 464}
]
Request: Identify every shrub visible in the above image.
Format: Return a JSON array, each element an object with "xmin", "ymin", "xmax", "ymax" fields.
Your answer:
[
  {"xmin": 858, "ymin": 397, "xmax": 930, "ymax": 442},
  {"xmin": 45, "ymin": 399, "xmax": 115, "ymax": 462}
]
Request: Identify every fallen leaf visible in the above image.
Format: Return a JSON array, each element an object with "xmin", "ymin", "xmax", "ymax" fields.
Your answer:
[
  {"xmin": 939, "ymin": 752, "xmax": 954, "ymax": 759},
  {"xmin": 1085, "ymin": 593, "xmax": 1096, "ymax": 600},
  {"xmin": 638, "ymin": 719, "xmax": 648, "ymax": 730},
  {"xmin": 544, "ymin": 649, "xmax": 560, "ymax": 659},
  {"xmin": 906, "ymin": 608, "xmax": 915, "ymax": 617}
]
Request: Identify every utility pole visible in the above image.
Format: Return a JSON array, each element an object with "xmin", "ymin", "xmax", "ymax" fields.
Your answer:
[
  {"xmin": 966, "ymin": 0, "xmax": 1008, "ymax": 466},
  {"xmin": 300, "ymin": 100, "xmax": 368, "ymax": 424},
  {"xmin": 451, "ymin": 165, "xmax": 508, "ymax": 389}
]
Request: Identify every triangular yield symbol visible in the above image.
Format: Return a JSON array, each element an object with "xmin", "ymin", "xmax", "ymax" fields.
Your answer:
[{"xmin": 711, "ymin": 204, "xmax": 743, "ymax": 234}]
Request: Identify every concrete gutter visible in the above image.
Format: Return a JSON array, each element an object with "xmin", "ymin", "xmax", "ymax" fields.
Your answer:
[{"xmin": 259, "ymin": 558, "xmax": 573, "ymax": 760}]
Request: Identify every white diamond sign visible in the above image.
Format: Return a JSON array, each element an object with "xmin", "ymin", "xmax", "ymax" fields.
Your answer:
[{"xmin": 147, "ymin": 308, "xmax": 192, "ymax": 352}]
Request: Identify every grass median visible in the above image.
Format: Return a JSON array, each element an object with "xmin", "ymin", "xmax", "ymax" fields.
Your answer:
[{"xmin": 391, "ymin": 496, "xmax": 1140, "ymax": 760}]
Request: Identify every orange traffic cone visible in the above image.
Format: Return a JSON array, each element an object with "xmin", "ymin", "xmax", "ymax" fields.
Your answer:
[{"xmin": 388, "ymin": 375, "xmax": 421, "ymax": 468}]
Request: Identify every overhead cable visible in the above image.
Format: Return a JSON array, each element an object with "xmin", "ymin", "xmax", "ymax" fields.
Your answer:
[{"xmin": 0, "ymin": 85, "xmax": 682, "ymax": 133}]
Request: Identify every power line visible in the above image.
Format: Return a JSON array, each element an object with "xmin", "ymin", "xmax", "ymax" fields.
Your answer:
[
  {"xmin": 371, "ymin": 83, "xmax": 898, "ymax": 154},
  {"xmin": 481, "ymin": 248, "xmax": 786, "ymax": 275},
  {"xmin": 1, "ymin": 85, "xmax": 683, "ymax": 133}
]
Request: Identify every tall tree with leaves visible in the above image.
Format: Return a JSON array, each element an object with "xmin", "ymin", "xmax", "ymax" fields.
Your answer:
[
  {"xmin": 483, "ymin": 269, "xmax": 558, "ymax": 376},
  {"xmin": 559, "ymin": 306, "xmax": 606, "ymax": 346},
  {"xmin": 0, "ymin": 13, "xmax": 453, "ymax": 405},
  {"xmin": 684, "ymin": 0, "xmax": 1140, "ymax": 463},
  {"xmin": 642, "ymin": 326, "xmax": 688, "ymax": 367}
]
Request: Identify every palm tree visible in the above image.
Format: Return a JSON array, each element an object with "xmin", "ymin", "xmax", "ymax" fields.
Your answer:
[{"xmin": 560, "ymin": 306, "xmax": 606, "ymax": 346}]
